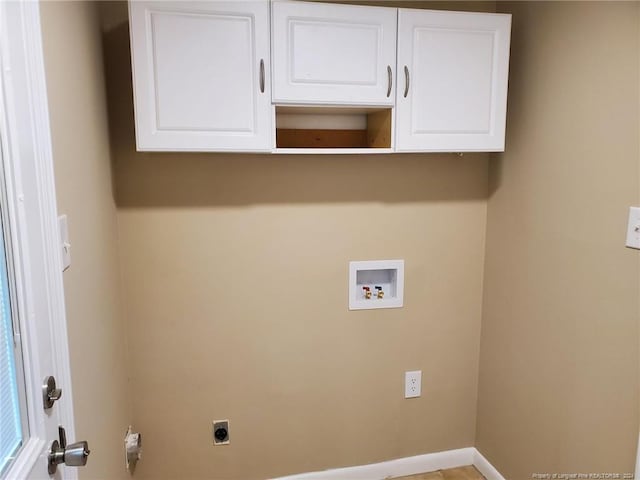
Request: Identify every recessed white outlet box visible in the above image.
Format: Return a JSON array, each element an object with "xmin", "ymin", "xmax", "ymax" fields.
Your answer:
[
  {"xmin": 405, "ymin": 370, "xmax": 422, "ymax": 398},
  {"xmin": 124, "ymin": 425, "xmax": 142, "ymax": 472},
  {"xmin": 349, "ymin": 259, "xmax": 404, "ymax": 310},
  {"xmin": 626, "ymin": 207, "xmax": 640, "ymax": 250}
]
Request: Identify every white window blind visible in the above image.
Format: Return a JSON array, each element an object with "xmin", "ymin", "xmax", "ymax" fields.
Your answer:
[{"xmin": 0, "ymin": 219, "xmax": 23, "ymax": 475}]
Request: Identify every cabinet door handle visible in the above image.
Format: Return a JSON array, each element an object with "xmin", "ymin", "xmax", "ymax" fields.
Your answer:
[
  {"xmin": 259, "ymin": 59, "xmax": 265, "ymax": 93},
  {"xmin": 403, "ymin": 65, "xmax": 410, "ymax": 98},
  {"xmin": 386, "ymin": 65, "xmax": 392, "ymax": 98}
]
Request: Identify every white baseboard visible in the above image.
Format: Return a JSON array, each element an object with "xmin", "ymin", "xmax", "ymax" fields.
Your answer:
[
  {"xmin": 473, "ymin": 449, "xmax": 506, "ymax": 480},
  {"xmin": 271, "ymin": 447, "xmax": 504, "ymax": 480}
]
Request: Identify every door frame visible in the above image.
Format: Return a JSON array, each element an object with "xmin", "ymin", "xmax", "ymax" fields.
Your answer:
[
  {"xmin": 635, "ymin": 433, "xmax": 639, "ymax": 479},
  {"xmin": 0, "ymin": 1, "xmax": 76, "ymax": 478}
]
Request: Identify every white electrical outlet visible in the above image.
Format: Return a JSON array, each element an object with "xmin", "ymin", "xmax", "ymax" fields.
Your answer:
[
  {"xmin": 405, "ymin": 370, "xmax": 422, "ymax": 398},
  {"xmin": 626, "ymin": 207, "xmax": 640, "ymax": 249}
]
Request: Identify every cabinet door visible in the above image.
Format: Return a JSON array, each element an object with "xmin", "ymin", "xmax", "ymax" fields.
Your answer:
[
  {"xmin": 396, "ymin": 9, "xmax": 511, "ymax": 152},
  {"xmin": 129, "ymin": 1, "xmax": 273, "ymax": 152},
  {"xmin": 271, "ymin": 1, "xmax": 397, "ymax": 106}
]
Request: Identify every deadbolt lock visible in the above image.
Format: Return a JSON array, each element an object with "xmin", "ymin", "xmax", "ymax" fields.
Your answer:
[{"xmin": 42, "ymin": 376, "xmax": 62, "ymax": 410}]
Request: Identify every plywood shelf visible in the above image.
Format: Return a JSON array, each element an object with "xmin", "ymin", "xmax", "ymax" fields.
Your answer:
[{"xmin": 277, "ymin": 129, "xmax": 368, "ymax": 148}]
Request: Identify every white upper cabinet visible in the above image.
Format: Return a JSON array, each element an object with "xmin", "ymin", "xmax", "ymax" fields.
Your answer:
[
  {"xmin": 127, "ymin": 1, "xmax": 512, "ymax": 153},
  {"xmin": 395, "ymin": 9, "xmax": 511, "ymax": 152},
  {"xmin": 129, "ymin": 1, "xmax": 273, "ymax": 152},
  {"xmin": 271, "ymin": 1, "xmax": 397, "ymax": 106}
]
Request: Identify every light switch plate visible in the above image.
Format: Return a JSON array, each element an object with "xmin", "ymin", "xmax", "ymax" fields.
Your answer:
[
  {"xmin": 58, "ymin": 215, "xmax": 71, "ymax": 271},
  {"xmin": 626, "ymin": 207, "xmax": 640, "ymax": 250}
]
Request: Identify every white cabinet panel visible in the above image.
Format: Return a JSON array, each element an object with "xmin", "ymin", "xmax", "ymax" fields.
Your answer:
[
  {"xmin": 396, "ymin": 9, "xmax": 511, "ymax": 152},
  {"xmin": 272, "ymin": 1, "xmax": 397, "ymax": 106},
  {"xmin": 129, "ymin": 1, "xmax": 273, "ymax": 151}
]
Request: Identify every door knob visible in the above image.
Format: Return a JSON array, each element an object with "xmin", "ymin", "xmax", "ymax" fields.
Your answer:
[
  {"xmin": 48, "ymin": 426, "xmax": 90, "ymax": 474},
  {"xmin": 64, "ymin": 440, "xmax": 91, "ymax": 467}
]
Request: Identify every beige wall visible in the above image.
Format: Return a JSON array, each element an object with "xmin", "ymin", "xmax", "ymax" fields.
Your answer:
[
  {"xmin": 100, "ymin": 2, "xmax": 492, "ymax": 478},
  {"xmin": 476, "ymin": 2, "xmax": 640, "ymax": 478},
  {"xmin": 40, "ymin": 2, "xmax": 131, "ymax": 479}
]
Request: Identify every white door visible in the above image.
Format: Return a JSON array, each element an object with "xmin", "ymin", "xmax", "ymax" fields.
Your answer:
[
  {"xmin": 129, "ymin": 1, "xmax": 273, "ymax": 152},
  {"xmin": 396, "ymin": 9, "xmax": 511, "ymax": 152},
  {"xmin": 271, "ymin": 1, "xmax": 397, "ymax": 106},
  {"xmin": 1, "ymin": 2, "xmax": 79, "ymax": 479}
]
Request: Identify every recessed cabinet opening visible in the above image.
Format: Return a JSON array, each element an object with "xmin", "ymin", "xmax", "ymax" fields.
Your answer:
[{"xmin": 275, "ymin": 106, "xmax": 392, "ymax": 150}]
